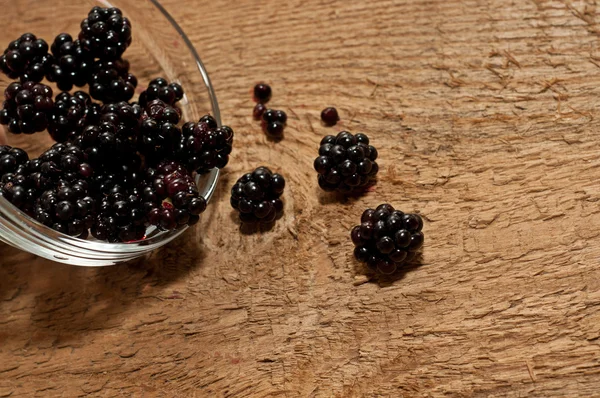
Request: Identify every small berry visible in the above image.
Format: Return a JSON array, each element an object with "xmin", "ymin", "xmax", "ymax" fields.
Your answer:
[
  {"xmin": 253, "ymin": 103, "xmax": 266, "ymax": 120},
  {"xmin": 231, "ymin": 167, "xmax": 285, "ymax": 224},
  {"xmin": 321, "ymin": 107, "xmax": 339, "ymax": 126},
  {"xmin": 253, "ymin": 83, "xmax": 272, "ymax": 103},
  {"xmin": 351, "ymin": 204, "xmax": 424, "ymax": 274},
  {"xmin": 262, "ymin": 109, "xmax": 287, "ymax": 138}
]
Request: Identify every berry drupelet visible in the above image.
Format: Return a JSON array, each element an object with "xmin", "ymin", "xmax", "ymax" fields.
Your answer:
[
  {"xmin": 321, "ymin": 107, "xmax": 339, "ymax": 126},
  {"xmin": 139, "ymin": 77, "xmax": 184, "ymax": 108},
  {"xmin": 253, "ymin": 83, "xmax": 272, "ymax": 103},
  {"xmin": 47, "ymin": 33, "xmax": 93, "ymax": 91},
  {"xmin": 48, "ymin": 91, "xmax": 98, "ymax": 142},
  {"xmin": 79, "ymin": 7, "xmax": 132, "ymax": 60},
  {"xmin": 177, "ymin": 114, "xmax": 233, "ymax": 174},
  {"xmin": 0, "ymin": 81, "xmax": 54, "ymax": 134},
  {"xmin": 0, "ymin": 33, "xmax": 52, "ymax": 82},
  {"xmin": 88, "ymin": 58, "xmax": 137, "ymax": 103},
  {"xmin": 314, "ymin": 131, "xmax": 379, "ymax": 193},
  {"xmin": 261, "ymin": 109, "xmax": 287, "ymax": 138},
  {"xmin": 230, "ymin": 167, "xmax": 285, "ymax": 224},
  {"xmin": 351, "ymin": 204, "xmax": 424, "ymax": 274}
]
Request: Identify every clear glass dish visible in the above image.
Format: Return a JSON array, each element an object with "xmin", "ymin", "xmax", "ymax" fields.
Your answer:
[{"xmin": 0, "ymin": 0, "xmax": 221, "ymax": 266}]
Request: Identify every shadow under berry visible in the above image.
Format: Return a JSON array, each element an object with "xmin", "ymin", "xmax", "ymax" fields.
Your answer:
[
  {"xmin": 357, "ymin": 252, "xmax": 424, "ymax": 287},
  {"xmin": 316, "ymin": 179, "xmax": 378, "ymax": 206}
]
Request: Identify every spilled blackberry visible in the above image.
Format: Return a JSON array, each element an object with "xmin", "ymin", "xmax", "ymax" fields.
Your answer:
[
  {"xmin": 145, "ymin": 161, "xmax": 207, "ymax": 231},
  {"xmin": 138, "ymin": 77, "xmax": 184, "ymax": 108},
  {"xmin": 351, "ymin": 204, "xmax": 424, "ymax": 274},
  {"xmin": 0, "ymin": 33, "xmax": 52, "ymax": 82},
  {"xmin": 314, "ymin": 131, "xmax": 378, "ymax": 193},
  {"xmin": 176, "ymin": 114, "xmax": 233, "ymax": 174},
  {"xmin": 230, "ymin": 167, "xmax": 285, "ymax": 224},
  {"xmin": 0, "ymin": 81, "xmax": 54, "ymax": 134},
  {"xmin": 261, "ymin": 109, "xmax": 287, "ymax": 138},
  {"xmin": 253, "ymin": 103, "xmax": 266, "ymax": 120},
  {"xmin": 47, "ymin": 33, "xmax": 93, "ymax": 91},
  {"xmin": 48, "ymin": 91, "xmax": 99, "ymax": 142},
  {"xmin": 88, "ymin": 58, "xmax": 137, "ymax": 103},
  {"xmin": 138, "ymin": 99, "xmax": 182, "ymax": 164},
  {"xmin": 253, "ymin": 83, "xmax": 271, "ymax": 103},
  {"xmin": 321, "ymin": 107, "xmax": 339, "ymax": 126},
  {"xmin": 79, "ymin": 6, "xmax": 132, "ymax": 60}
]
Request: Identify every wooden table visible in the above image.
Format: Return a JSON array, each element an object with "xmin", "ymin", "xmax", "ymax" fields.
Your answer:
[{"xmin": 2, "ymin": 0, "xmax": 600, "ymax": 396}]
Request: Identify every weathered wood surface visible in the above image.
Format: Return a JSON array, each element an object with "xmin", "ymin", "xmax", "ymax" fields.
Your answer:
[{"xmin": 3, "ymin": 0, "xmax": 600, "ymax": 396}]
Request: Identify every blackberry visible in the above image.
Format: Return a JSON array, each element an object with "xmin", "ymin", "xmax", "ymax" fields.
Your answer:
[
  {"xmin": 37, "ymin": 142, "xmax": 94, "ymax": 184},
  {"xmin": 144, "ymin": 161, "xmax": 207, "ymax": 231},
  {"xmin": 0, "ymin": 146, "xmax": 35, "ymax": 211},
  {"xmin": 138, "ymin": 99, "xmax": 182, "ymax": 164},
  {"xmin": 230, "ymin": 166, "xmax": 285, "ymax": 224},
  {"xmin": 139, "ymin": 77, "xmax": 184, "ymax": 108},
  {"xmin": 253, "ymin": 103, "xmax": 266, "ymax": 120},
  {"xmin": 48, "ymin": 91, "xmax": 98, "ymax": 142},
  {"xmin": 91, "ymin": 183, "xmax": 146, "ymax": 242},
  {"xmin": 34, "ymin": 180, "xmax": 96, "ymax": 237},
  {"xmin": 176, "ymin": 114, "xmax": 233, "ymax": 174},
  {"xmin": 351, "ymin": 204, "xmax": 424, "ymax": 274},
  {"xmin": 79, "ymin": 7, "xmax": 132, "ymax": 60},
  {"xmin": 0, "ymin": 81, "xmax": 54, "ymax": 134},
  {"xmin": 47, "ymin": 33, "xmax": 93, "ymax": 91},
  {"xmin": 261, "ymin": 109, "xmax": 287, "ymax": 138},
  {"xmin": 88, "ymin": 58, "xmax": 137, "ymax": 103},
  {"xmin": 253, "ymin": 83, "xmax": 272, "ymax": 103},
  {"xmin": 0, "ymin": 33, "xmax": 52, "ymax": 82},
  {"xmin": 75, "ymin": 101, "xmax": 142, "ymax": 165},
  {"xmin": 321, "ymin": 107, "xmax": 339, "ymax": 126},
  {"xmin": 0, "ymin": 146, "xmax": 29, "ymax": 174},
  {"xmin": 314, "ymin": 131, "xmax": 378, "ymax": 193}
]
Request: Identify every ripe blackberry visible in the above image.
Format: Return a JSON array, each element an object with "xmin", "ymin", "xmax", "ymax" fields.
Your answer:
[
  {"xmin": 321, "ymin": 107, "xmax": 339, "ymax": 126},
  {"xmin": 261, "ymin": 109, "xmax": 287, "ymax": 138},
  {"xmin": 0, "ymin": 146, "xmax": 35, "ymax": 211},
  {"xmin": 138, "ymin": 99, "xmax": 182, "ymax": 164},
  {"xmin": 230, "ymin": 167, "xmax": 285, "ymax": 224},
  {"xmin": 47, "ymin": 33, "xmax": 93, "ymax": 91},
  {"xmin": 79, "ymin": 7, "xmax": 132, "ymax": 60},
  {"xmin": 253, "ymin": 83, "xmax": 272, "ymax": 103},
  {"xmin": 48, "ymin": 91, "xmax": 99, "ymax": 142},
  {"xmin": 139, "ymin": 77, "xmax": 184, "ymax": 108},
  {"xmin": 0, "ymin": 81, "xmax": 54, "ymax": 134},
  {"xmin": 351, "ymin": 204, "xmax": 424, "ymax": 274},
  {"xmin": 314, "ymin": 131, "xmax": 378, "ymax": 193},
  {"xmin": 36, "ymin": 142, "xmax": 94, "ymax": 185},
  {"xmin": 176, "ymin": 114, "xmax": 233, "ymax": 174},
  {"xmin": 0, "ymin": 33, "xmax": 52, "ymax": 82},
  {"xmin": 90, "ymin": 183, "xmax": 146, "ymax": 242},
  {"xmin": 145, "ymin": 161, "xmax": 207, "ymax": 231},
  {"xmin": 88, "ymin": 58, "xmax": 137, "ymax": 103},
  {"xmin": 34, "ymin": 180, "xmax": 96, "ymax": 237}
]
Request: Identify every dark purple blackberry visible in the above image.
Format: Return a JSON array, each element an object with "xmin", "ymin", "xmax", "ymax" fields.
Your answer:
[
  {"xmin": 253, "ymin": 103, "xmax": 266, "ymax": 120},
  {"xmin": 0, "ymin": 33, "xmax": 52, "ymax": 82},
  {"xmin": 90, "ymin": 183, "xmax": 146, "ymax": 242},
  {"xmin": 0, "ymin": 81, "xmax": 54, "ymax": 134},
  {"xmin": 314, "ymin": 131, "xmax": 378, "ymax": 193},
  {"xmin": 261, "ymin": 109, "xmax": 287, "ymax": 138},
  {"xmin": 230, "ymin": 167, "xmax": 285, "ymax": 224},
  {"xmin": 78, "ymin": 6, "xmax": 132, "ymax": 60},
  {"xmin": 321, "ymin": 107, "xmax": 339, "ymax": 126},
  {"xmin": 48, "ymin": 91, "xmax": 99, "ymax": 142},
  {"xmin": 139, "ymin": 77, "xmax": 184, "ymax": 108},
  {"xmin": 75, "ymin": 101, "xmax": 142, "ymax": 165},
  {"xmin": 88, "ymin": 58, "xmax": 137, "ymax": 103},
  {"xmin": 176, "ymin": 114, "xmax": 233, "ymax": 174},
  {"xmin": 0, "ymin": 146, "xmax": 35, "ymax": 211},
  {"xmin": 253, "ymin": 83, "xmax": 272, "ymax": 103},
  {"xmin": 144, "ymin": 161, "xmax": 207, "ymax": 231},
  {"xmin": 137, "ymin": 99, "xmax": 182, "ymax": 164},
  {"xmin": 351, "ymin": 204, "xmax": 424, "ymax": 274},
  {"xmin": 33, "ymin": 180, "xmax": 96, "ymax": 237},
  {"xmin": 47, "ymin": 33, "xmax": 93, "ymax": 91},
  {"xmin": 36, "ymin": 142, "xmax": 94, "ymax": 185}
]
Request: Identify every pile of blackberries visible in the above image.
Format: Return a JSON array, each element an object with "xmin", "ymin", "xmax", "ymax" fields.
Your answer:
[
  {"xmin": 351, "ymin": 204, "xmax": 424, "ymax": 274},
  {"xmin": 230, "ymin": 167, "xmax": 285, "ymax": 224},
  {"xmin": 0, "ymin": 6, "xmax": 235, "ymax": 242},
  {"xmin": 314, "ymin": 131, "xmax": 379, "ymax": 193}
]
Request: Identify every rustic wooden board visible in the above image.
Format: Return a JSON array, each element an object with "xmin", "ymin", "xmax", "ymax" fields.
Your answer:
[{"xmin": 2, "ymin": 0, "xmax": 600, "ymax": 396}]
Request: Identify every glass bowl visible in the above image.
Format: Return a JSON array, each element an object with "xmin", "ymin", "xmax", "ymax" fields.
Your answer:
[{"xmin": 0, "ymin": 0, "xmax": 221, "ymax": 266}]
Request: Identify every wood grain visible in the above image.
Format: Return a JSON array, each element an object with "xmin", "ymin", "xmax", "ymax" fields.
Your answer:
[{"xmin": 2, "ymin": 0, "xmax": 600, "ymax": 396}]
